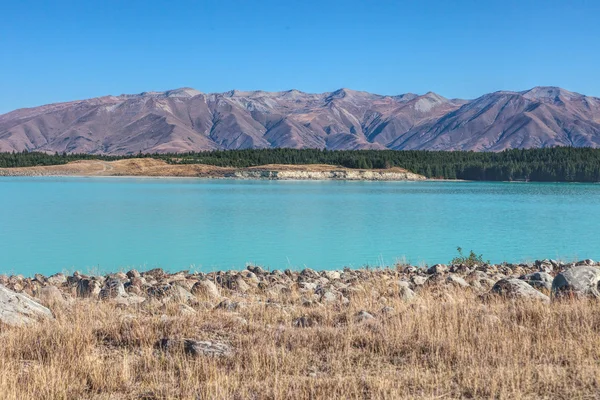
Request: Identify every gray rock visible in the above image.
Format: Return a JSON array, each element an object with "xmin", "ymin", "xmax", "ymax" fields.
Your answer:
[
  {"xmin": 398, "ymin": 285, "xmax": 416, "ymax": 301},
  {"xmin": 76, "ymin": 278, "xmax": 102, "ymax": 298},
  {"xmin": 47, "ymin": 273, "xmax": 67, "ymax": 286},
  {"xmin": 411, "ymin": 276, "xmax": 428, "ymax": 286},
  {"xmin": 300, "ymin": 268, "xmax": 319, "ymax": 279},
  {"xmin": 168, "ymin": 285, "xmax": 195, "ymax": 302},
  {"xmin": 552, "ymin": 266, "xmax": 600, "ymax": 299},
  {"xmin": 293, "ymin": 316, "xmax": 316, "ymax": 328},
  {"xmin": 0, "ymin": 285, "xmax": 54, "ymax": 326},
  {"xmin": 380, "ymin": 306, "xmax": 395, "ymax": 315},
  {"xmin": 99, "ymin": 277, "xmax": 126, "ymax": 300},
  {"xmin": 491, "ymin": 278, "xmax": 550, "ymax": 302},
  {"xmin": 427, "ymin": 264, "xmax": 448, "ymax": 274},
  {"xmin": 157, "ymin": 339, "xmax": 232, "ymax": 357},
  {"xmin": 520, "ymin": 272, "xmax": 553, "ymax": 290},
  {"xmin": 191, "ymin": 280, "xmax": 220, "ymax": 300},
  {"xmin": 126, "ymin": 269, "xmax": 141, "ymax": 279},
  {"xmin": 320, "ymin": 290, "xmax": 338, "ymax": 303},
  {"xmin": 355, "ymin": 310, "xmax": 375, "ymax": 322},
  {"xmin": 323, "ymin": 270, "xmax": 341, "ymax": 280},
  {"xmin": 446, "ymin": 274, "xmax": 469, "ymax": 288},
  {"xmin": 215, "ymin": 299, "xmax": 240, "ymax": 311},
  {"xmin": 37, "ymin": 285, "xmax": 67, "ymax": 307}
]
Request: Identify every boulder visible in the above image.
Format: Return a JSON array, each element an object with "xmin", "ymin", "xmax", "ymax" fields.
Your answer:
[
  {"xmin": 491, "ymin": 278, "xmax": 550, "ymax": 302},
  {"xmin": 99, "ymin": 277, "xmax": 126, "ymax": 300},
  {"xmin": 156, "ymin": 339, "xmax": 232, "ymax": 357},
  {"xmin": 552, "ymin": 266, "xmax": 600, "ymax": 299},
  {"xmin": 293, "ymin": 316, "xmax": 316, "ymax": 328},
  {"xmin": 36, "ymin": 285, "xmax": 67, "ymax": 307},
  {"xmin": 355, "ymin": 310, "xmax": 375, "ymax": 322},
  {"xmin": 446, "ymin": 274, "xmax": 469, "ymax": 288},
  {"xmin": 0, "ymin": 285, "xmax": 54, "ymax": 326},
  {"xmin": 427, "ymin": 264, "xmax": 448, "ymax": 274},
  {"xmin": 47, "ymin": 273, "xmax": 67, "ymax": 286},
  {"xmin": 76, "ymin": 278, "xmax": 102, "ymax": 298},
  {"xmin": 520, "ymin": 272, "xmax": 553, "ymax": 291},
  {"xmin": 191, "ymin": 280, "xmax": 220, "ymax": 300}
]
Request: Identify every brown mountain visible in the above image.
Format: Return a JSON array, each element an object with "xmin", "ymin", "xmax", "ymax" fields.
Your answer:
[{"xmin": 1, "ymin": 86, "xmax": 599, "ymax": 154}]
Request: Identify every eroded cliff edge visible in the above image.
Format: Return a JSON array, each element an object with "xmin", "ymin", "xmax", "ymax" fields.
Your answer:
[{"xmin": 0, "ymin": 159, "xmax": 426, "ymax": 181}]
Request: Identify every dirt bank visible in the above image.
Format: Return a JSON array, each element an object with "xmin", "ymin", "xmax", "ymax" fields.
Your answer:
[{"xmin": 0, "ymin": 159, "xmax": 425, "ymax": 180}]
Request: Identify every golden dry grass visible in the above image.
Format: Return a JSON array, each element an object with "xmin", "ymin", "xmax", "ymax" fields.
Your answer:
[
  {"xmin": 0, "ymin": 158, "xmax": 414, "ymax": 178},
  {"xmin": 1, "ymin": 282, "xmax": 599, "ymax": 399}
]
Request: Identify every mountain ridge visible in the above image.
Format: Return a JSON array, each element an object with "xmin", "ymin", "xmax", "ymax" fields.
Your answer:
[{"xmin": 1, "ymin": 86, "xmax": 599, "ymax": 154}]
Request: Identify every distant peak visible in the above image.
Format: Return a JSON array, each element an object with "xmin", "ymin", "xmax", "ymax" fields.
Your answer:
[
  {"xmin": 421, "ymin": 91, "xmax": 448, "ymax": 102},
  {"xmin": 163, "ymin": 87, "xmax": 203, "ymax": 98},
  {"xmin": 521, "ymin": 86, "xmax": 578, "ymax": 101}
]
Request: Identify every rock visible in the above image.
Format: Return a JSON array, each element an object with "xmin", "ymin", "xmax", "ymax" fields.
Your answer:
[
  {"xmin": 293, "ymin": 316, "xmax": 316, "ymax": 328},
  {"xmin": 427, "ymin": 264, "xmax": 448, "ymax": 274},
  {"xmin": 535, "ymin": 259, "xmax": 554, "ymax": 273},
  {"xmin": 144, "ymin": 268, "xmax": 166, "ymax": 279},
  {"xmin": 0, "ymin": 285, "xmax": 54, "ymax": 326},
  {"xmin": 215, "ymin": 299, "xmax": 240, "ymax": 311},
  {"xmin": 446, "ymin": 274, "xmax": 469, "ymax": 288},
  {"xmin": 99, "ymin": 277, "xmax": 126, "ymax": 300},
  {"xmin": 191, "ymin": 280, "xmax": 221, "ymax": 300},
  {"xmin": 355, "ymin": 310, "xmax": 375, "ymax": 322},
  {"xmin": 520, "ymin": 272, "xmax": 553, "ymax": 291},
  {"xmin": 299, "ymin": 282, "xmax": 318, "ymax": 291},
  {"xmin": 300, "ymin": 268, "xmax": 319, "ymax": 279},
  {"xmin": 249, "ymin": 265, "xmax": 267, "ymax": 275},
  {"xmin": 76, "ymin": 278, "xmax": 102, "ymax": 298},
  {"xmin": 126, "ymin": 269, "xmax": 141, "ymax": 279},
  {"xmin": 491, "ymin": 279, "xmax": 550, "ymax": 302},
  {"xmin": 576, "ymin": 259, "xmax": 596, "ymax": 266},
  {"xmin": 552, "ymin": 266, "xmax": 600, "ymax": 299},
  {"xmin": 234, "ymin": 278, "xmax": 250, "ymax": 292},
  {"xmin": 320, "ymin": 290, "xmax": 338, "ymax": 303},
  {"xmin": 380, "ymin": 306, "xmax": 395, "ymax": 315},
  {"xmin": 36, "ymin": 285, "xmax": 66, "ymax": 307},
  {"xmin": 47, "ymin": 273, "xmax": 67, "ymax": 286},
  {"xmin": 173, "ymin": 303, "xmax": 196, "ymax": 315},
  {"xmin": 156, "ymin": 339, "xmax": 232, "ymax": 357},
  {"xmin": 115, "ymin": 295, "xmax": 146, "ymax": 307},
  {"xmin": 398, "ymin": 285, "xmax": 416, "ymax": 301},
  {"xmin": 168, "ymin": 285, "xmax": 194, "ymax": 303},
  {"xmin": 323, "ymin": 271, "xmax": 341, "ymax": 280},
  {"xmin": 411, "ymin": 276, "xmax": 428, "ymax": 286}
]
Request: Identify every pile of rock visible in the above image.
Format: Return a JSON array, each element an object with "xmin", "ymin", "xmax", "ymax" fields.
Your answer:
[{"xmin": 2, "ymin": 259, "xmax": 600, "ymax": 327}]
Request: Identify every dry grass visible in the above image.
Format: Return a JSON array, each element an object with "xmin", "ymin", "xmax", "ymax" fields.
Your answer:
[
  {"xmin": 0, "ymin": 159, "xmax": 413, "ymax": 178},
  {"xmin": 1, "ymin": 283, "xmax": 600, "ymax": 400}
]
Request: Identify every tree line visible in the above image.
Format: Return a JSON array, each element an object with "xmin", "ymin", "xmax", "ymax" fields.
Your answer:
[{"xmin": 2, "ymin": 147, "xmax": 600, "ymax": 182}]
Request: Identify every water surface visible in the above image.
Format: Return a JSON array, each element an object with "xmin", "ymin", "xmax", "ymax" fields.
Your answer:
[{"xmin": 1, "ymin": 177, "xmax": 598, "ymax": 276}]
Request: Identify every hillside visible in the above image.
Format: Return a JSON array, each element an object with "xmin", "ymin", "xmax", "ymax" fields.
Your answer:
[{"xmin": 2, "ymin": 86, "xmax": 600, "ymax": 154}]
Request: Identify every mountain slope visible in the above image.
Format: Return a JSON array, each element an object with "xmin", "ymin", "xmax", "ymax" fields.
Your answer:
[{"xmin": 1, "ymin": 86, "xmax": 599, "ymax": 154}]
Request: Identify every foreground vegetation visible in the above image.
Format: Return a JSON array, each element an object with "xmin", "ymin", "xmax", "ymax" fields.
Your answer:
[
  {"xmin": 1, "ymin": 260, "xmax": 600, "ymax": 399},
  {"xmin": 3, "ymin": 147, "xmax": 600, "ymax": 181}
]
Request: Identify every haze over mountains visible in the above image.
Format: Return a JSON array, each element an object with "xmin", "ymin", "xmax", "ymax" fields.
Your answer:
[{"xmin": 1, "ymin": 86, "xmax": 600, "ymax": 154}]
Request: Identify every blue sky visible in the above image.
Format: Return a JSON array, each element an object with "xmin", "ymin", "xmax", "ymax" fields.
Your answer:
[{"xmin": 1, "ymin": 0, "xmax": 599, "ymax": 113}]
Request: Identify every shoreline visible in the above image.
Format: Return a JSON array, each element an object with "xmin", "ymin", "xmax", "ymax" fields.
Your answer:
[
  {"xmin": 0, "ymin": 158, "xmax": 426, "ymax": 181},
  {"xmin": 2, "ymin": 258, "xmax": 599, "ymax": 398}
]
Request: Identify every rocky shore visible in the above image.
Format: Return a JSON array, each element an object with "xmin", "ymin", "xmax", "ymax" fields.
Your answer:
[
  {"xmin": 1, "ymin": 258, "xmax": 598, "ymax": 326},
  {"xmin": 2, "ymin": 259, "xmax": 600, "ymax": 398}
]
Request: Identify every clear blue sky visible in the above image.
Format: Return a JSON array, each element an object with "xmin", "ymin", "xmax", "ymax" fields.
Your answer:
[{"xmin": 2, "ymin": 0, "xmax": 599, "ymax": 113}]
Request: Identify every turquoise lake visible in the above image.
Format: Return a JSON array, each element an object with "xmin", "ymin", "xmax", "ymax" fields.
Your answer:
[{"xmin": 1, "ymin": 177, "xmax": 599, "ymax": 276}]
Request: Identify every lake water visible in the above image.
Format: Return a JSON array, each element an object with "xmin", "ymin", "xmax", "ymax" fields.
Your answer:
[{"xmin": 1, "ymin": 177, "xmax": 599, "ymax": 276}]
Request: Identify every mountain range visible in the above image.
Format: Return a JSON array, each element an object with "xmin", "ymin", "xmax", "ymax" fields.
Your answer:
[{"xmin": 1, "ymin": 86, "xmax": 600, "ymax": 154}]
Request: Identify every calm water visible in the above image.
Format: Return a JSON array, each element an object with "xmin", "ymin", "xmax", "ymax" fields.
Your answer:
[{"xmin": 1, "ymin": 177, "xmax": 599, "ymax": 276}]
